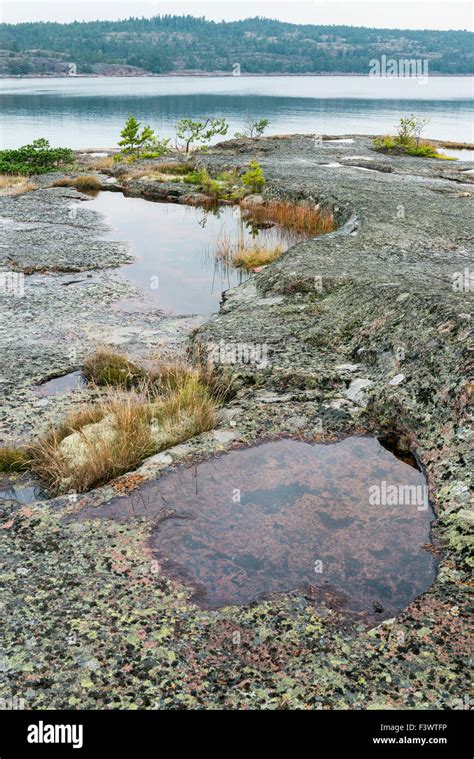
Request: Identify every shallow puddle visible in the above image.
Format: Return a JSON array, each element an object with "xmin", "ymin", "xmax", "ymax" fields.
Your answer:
[
  {"xmin": 0, "ymin": 474, "xmax": 46, "ymax": 504},
  {"xmin": 74, "ymin": 436, "xmax": 437, "ymax": 619},
  {"xmin": 32, "ymin": 370, "xmax": 85, "ymax": 397},
  {"xmin": 437, "ymin": 147, "xmax": 474, "ymax": 161},
  {"xmin": 88, "ymin": 192, "xmax": 299, "ymax": 315}
]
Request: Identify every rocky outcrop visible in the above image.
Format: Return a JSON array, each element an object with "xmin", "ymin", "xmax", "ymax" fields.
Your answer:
[{"xmin": 1, "ymin": 135, "xmax": 472, "ymax": 710}]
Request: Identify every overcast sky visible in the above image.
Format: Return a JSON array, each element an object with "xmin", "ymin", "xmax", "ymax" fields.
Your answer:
[{"xmin": 1, "ymin": 1, "xmax": 472, "ymax": 31}]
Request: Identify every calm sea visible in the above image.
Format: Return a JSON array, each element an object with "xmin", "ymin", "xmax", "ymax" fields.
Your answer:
[{"xmin": 0, "ymin": 75, "xmax": 473, "ymax": 149}]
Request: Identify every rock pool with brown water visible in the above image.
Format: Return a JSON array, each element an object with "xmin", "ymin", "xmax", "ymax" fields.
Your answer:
[{"xmin": 75, "ymin": 436, "xmax": 437, "ymax": 620}]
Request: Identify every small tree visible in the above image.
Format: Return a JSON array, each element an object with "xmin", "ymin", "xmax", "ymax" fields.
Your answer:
[
  {"xmin": 176, "ymin": 117, "xmax": 229, "ymax": 153},
  {"xmin": 396, "ymin": 114, "xmax": 430, "ymax": 148},
  {"xmin": 118, "ymin": 116, "xmax": 157, "ymax": 158},
  {"xmin": 412, "ymin": 116, "xmax": 430, "ymax": 147},
  {"xmin": 235, "ymin": 116, "xmax": 269, "ymax": 139},
  {"xmin": 241, "ymin": 160, "xmax": 265, "ymax": 193}
]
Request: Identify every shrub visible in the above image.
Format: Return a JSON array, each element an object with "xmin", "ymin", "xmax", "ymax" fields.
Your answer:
[
  {"xmin": 241, "ymin": 160, "xmax": 266, "ymax": 192},
  {"xmin": 141, "ymin": 137, "xmax": 172, "ymax": 159},
  {"xmin": 0, "ymin": 139, "xmax": 73, "ymax": 175},
  {"xmin": 396, "ymin": 114, "xmax": 430, "ymax": 147},
  {"xmin": 183, "ymin": 167, "xmax": 226, "ymax": 198},
  {"xmin": 373, "ymin": 115, "xmax": 456, "ymax": 160},
  {"xmin": 407, "ymin": 144, "xmax": 445, "ymax": 159},
  {"xmin": 373, "ymin": 135, "xmax": 455, "ymax": 160}
]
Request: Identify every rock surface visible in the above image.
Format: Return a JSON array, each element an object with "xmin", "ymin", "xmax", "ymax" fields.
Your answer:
[
  {"xmin": 58, "ymin": 415, "xmax": 117, "ymax": 467},
  {"xmin": 1, "ymin": 134, "xmax": 472, "ymax": 709}
]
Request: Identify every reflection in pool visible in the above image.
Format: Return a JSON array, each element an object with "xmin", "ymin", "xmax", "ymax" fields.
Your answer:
[
  {"xmin": 72, "ymin": 436, "xmax": 437, "ymax": 620},
  {"xmin": 89, "ymin": 192, "xmax": 299, "ymax": 315},
  {"xmin": 32, "ymin": 371, "xmax": 85, "ymax": 398}
]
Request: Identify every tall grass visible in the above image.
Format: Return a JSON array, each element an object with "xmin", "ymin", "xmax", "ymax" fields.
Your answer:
[
  {"xmin": 214, "ymin": 235, "xmax": 285, "ymax": 269},
  {"xmin": 233, "ymin": 244, "xmax": 284, "ymax": 269},
  {"xmin": 150, "ymin": 368, "xmax": 219, "ymax": 447},
  {"xmin": 86, "ymin": 156, "xmax": 115, "ymax": 171},
  {"xmin": 28, "ymin": 397, "xmax": 153, "ymax": 495},
  {"xmin": 0, "ymin": 175, "xmax": 37, "ymax": 196},
  {"xmin": 242, "ymin": 199, "xmax": 334, "ymax": 237},
  {"xmin": 53, "ymin": 175, "xmax": 102, "ymax": 191}
]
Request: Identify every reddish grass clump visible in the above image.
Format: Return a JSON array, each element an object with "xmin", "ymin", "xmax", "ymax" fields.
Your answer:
[{"xmin": 243, "ymin": 199, "xmax": 335, "ymax": 237}]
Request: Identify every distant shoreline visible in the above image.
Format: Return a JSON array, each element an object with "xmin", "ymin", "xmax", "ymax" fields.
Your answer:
[{"xmin": 2, "ymin": 72, "xmax": 473, "ymax": 79}]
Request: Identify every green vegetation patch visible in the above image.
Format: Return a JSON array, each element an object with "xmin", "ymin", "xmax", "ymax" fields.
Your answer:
[
  {"xmin": 373, "ymin": 115, "xmax": 457, "ymax": 160},
  {"xmin": 82, "ymin": 348, "xmax": 146, "ymax": 388},
  {"xmin": 373, "ymin": 136, "xmax": 455, "ymax": 160},
  {"xmin": 0, "ymin": 139, "xmax": 74, "ymax": 175}
]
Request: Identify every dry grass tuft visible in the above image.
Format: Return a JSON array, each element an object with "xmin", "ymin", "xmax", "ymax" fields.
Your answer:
[
  {"xmin": 156, "ymin": 161, "xmax": 195, "ymax": 175},
  {"xmin": 0, "ymin": 175, "xmax": 37, "ymax": 196},
  {"xmin": 242, "ymin": 199, "xmax": 335, "ymax": 237},
  {"xmin": 28, "ymin": 405, "xmax": 106, "ymax": 477},
  {"xmin": 214, "ymin": 234, "xmax": 285, "ymax": 270},
  {"xmin": 149, "ymin": 370, "xmax": 219, "ymax": 449},
  {"xmin": 28, "ymin": 357, "xmax": 223, "ymax": 495},
  {"xmin": 148, "ymin": 361, "xmax": 197, "ymax": 394},
  {"xmin": 124, "ymin": 161, "xmax": 194, "ymax": 183},
  {"xmin": 436, "ymin": 140, "xmax": 474, "ymax": 151},
  {"xmin": 87, "ymin": 156, "xmax": 115, "ymax": 171},
  {"xmin": 28, "ymin": 397, "xmax": 153, "ymax": 495},
  {"xmin": 53, "ymin": 175, "xmax": 102, "ymax": 191},
  {"xmin": 233, "ymin": 243, "xmax": 284, "ymax": 269},
  {"xmin": 215, "ymin": 235, "xmax": 285, "ymax": 269}
]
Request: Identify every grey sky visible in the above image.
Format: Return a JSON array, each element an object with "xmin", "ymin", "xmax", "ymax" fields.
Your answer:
[{"xmin": 1, "ymin": 0, "xmax": 472, "ymax": 31}]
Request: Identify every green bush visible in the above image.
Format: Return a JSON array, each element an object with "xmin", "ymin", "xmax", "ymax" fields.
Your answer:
[
  {"xmin": 0, "ymin": 139, "xmax": 73, "ymax": 175},
  {"xmin": 373, "ymin": 115, "xmax": 456, "ymax": 161},
  {"xmin": 373, "ymin": 135, "xmax": 455, "ymax": 160},
  {"xmin": 183, "ymin": 167, "xmax": 208, "ymax": 186},
  {"xmin": 241, "ymin": 160, "xmax": 266, "ymax": 192},
  {"xmin": 406, "ymin": 144, "xmax": 442, "ymax": 158},
  {"xmin": 183, "ymin": 167, "xmax": 222, "ymax": 198}
]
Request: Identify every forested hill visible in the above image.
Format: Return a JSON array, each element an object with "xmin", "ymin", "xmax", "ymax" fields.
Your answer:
[{"xmin": 0, "ymin": 15, "xmax": 472, "ymax": 76}]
